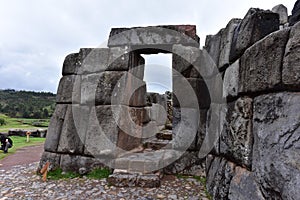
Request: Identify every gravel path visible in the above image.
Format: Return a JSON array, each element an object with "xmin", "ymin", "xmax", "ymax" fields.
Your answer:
[{"xmin": 0, "ymin": 145, "xmax": 210, "ymax": 199}]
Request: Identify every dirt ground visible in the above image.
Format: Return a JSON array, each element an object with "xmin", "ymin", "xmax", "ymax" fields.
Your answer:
[{"xmin": 0, "ymin": 144, "xmax": 44, "ymax": 170}]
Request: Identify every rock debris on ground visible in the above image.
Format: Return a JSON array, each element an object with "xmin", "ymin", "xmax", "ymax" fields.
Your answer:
[{"xmin": 0, "ymin": 162, "xmax": 210, "ymax": 200}]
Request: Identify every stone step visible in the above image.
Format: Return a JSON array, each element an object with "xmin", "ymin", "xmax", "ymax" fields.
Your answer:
[
  {"xmin": 143, "ymin": 139, "xmax": 171, "ymax": 150},
  {"xmin": 107, "ymin": 171, "xmax": 161, "ymax": 188},
  {"xmin": 156, "ymin": 130, "xmax": 173, "ymax": 140},
  {"xmin": 114, "ymin": 150, "xmax": 179, "ymax": 174}
]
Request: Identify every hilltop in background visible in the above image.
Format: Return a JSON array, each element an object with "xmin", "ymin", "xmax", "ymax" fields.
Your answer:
[{"xmin": 0, "ymin": 89, "xmax": 56, "ymax": 119}]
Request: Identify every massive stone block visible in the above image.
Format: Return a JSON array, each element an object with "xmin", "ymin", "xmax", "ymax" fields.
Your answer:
[
  {"xmin": 78, "ymin": 48, "xmax": 110, "ymax": 75},
  {"xmin": 57, "ymin": 105, "xmax": 90, "ymax": 154},
  {"xmin": 172, "ymin": 108, "xmax": 199, "ymax": 151},
  {"xmin": 117, "ymin": 106, "xmax": 149, "ymax": 151},
  {"xmin": 172, "ymin": 45, "xmax": 218, "ymax": 79},
  {"xmin": 218, "ymin": 18, "xmax": 241, "ymax": 70},
  {"xmin": 230, "ymin": 8, "xmax": 279, "ymax": 63},
  {"xmin": 84, "ymin": 105, "xmax": 119, "ymax": 157},
  {"xmin": 56, "ymin": 75, "xmax": 81, "ymax": 104},
  {"xmin": 253, "ymin": 92, "xmax": 300, "ymax": 199},
  {"xmin": 172, "ymin": 44, "xmax": 201, "ymax": 78},
  {"xmin": 62, "ymin": 53, "xmax": 79, "ymax": 76},
  {"xmin": 60, "ymin": 154, "xmax": 107, "ymax": 174},
  {"xmin": 223, "ymin": 59, "xmax": 239, "ymax": 99},
  {"xmin": 206, "ymin": 156, "xmax": 236, "ymax": 199},
  {"xmin": 199, "ymin": 103, "xmax": 226, "ymax": 158},
  {"xmin": 289, "ymin": 0, "xmax": 300, "ymax": 26},
  {"xmin": 38, "ymin": 152, "xmax": 61, "ymax": 172},
  {"xmin": 108, "ymin": 25, "xmax": 200, "ymax": 52},
  {"xmin": 108, "ymin": 47, "xmax": 145, "ymax": 80},
  {"xmin": 173, "ymin": 77, "xmax": 210, "ymax": 109},
  {"xmin": 283, "ymin": 21, "xmax": 300, "ymax": 89},
  {"xmin": 145, "ymin": 104, "xmax": 168, "ymax": 127},
  {"xmin": 239, "ymin": 28, "xmax": 290, "ymax": 94},
  {"xmin": 44, "ymin": 104, "xmax": 68, "ymax": 152},
  {"xmin": 220, "ymin": 97, "xmax": 253, "ymax": 169},
  {"xmin": 228, "ymin": 167, "xmax": 264, "ymax": 200},
  {"xmin": 272, "ymin": 4, "xmax": 288, "ymax": 26},
  {"xmin": 204, "ymin": 29, "xmax": 223, "ymax": 68},
  {"xmin": 81, "ymin": 72, "xmax": 146, "ymax": 106}
]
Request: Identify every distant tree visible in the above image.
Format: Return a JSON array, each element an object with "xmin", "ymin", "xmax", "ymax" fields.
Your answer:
[
  {"xmin": 0, "ymin": 118, "xmax": 6, "ymax": 126},
  {"xmin": 43, "ymin": 109, "xmax": 49, "ymax": 118}
]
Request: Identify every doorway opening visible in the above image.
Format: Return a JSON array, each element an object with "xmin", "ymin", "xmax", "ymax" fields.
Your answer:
[{"xmin": 142, "ymin": 54, "xmax": 172, "ymax": 94}]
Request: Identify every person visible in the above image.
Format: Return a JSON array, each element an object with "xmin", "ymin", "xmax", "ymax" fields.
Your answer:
[{"xmin": 0, "ymin": 135, "xmax": 13, "ymax": 153}]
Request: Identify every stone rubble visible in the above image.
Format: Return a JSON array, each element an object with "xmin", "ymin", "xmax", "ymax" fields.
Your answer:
[{"xmin": 0, "ymin": 162, "xmax": 209, "ymax": 200}]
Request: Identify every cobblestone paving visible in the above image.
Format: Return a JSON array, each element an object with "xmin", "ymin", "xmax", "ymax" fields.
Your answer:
[{"xmin": 0, "ymin": 162, "xmax": 210, "ymax": 200}]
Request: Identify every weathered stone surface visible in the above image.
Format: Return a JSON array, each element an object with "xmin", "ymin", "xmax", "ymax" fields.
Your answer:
[
  {"xmin": 146, "ymin": 104, "xmax": 168, "ymax": 127},
  {"xmin": 108, "ymin": 173, "xmax": 160, "ymax": 188},
  {"xmin": 239, "ymin": 28, "xmax": 290, "ymax": 94},
  {"xmin": 108, "ymin": 25, "xmax": 200, "ymax": 51},
  {"xmin": 80, "ymin": 73, "xmax": 101, "ymax": 105},
  {"xmin": 81, "ymin": 72, "xmax": 146, "ymax": 106},
  {"xmin": 108, "ymin": 72, "xmax": 147, "ymax": 107},
  {"xmin": 283, "ymin": 21, "xmax": 300, "ymax": 89},
  {"xmin": 205, "ymin": 73, "xmax": 224, "ymax": 104},
  {"xmin": 44, "ymin": 104, "xmax": 68, "ymax": 152},
  {"xmin": 84, "ymin": 106, "xmax": 119, "ymax": 157},
  {"xmin": 59, "ymin": 154, "xmax": 106, "ymax": 174},
  {"xmin": 289, "ymin": 0, "xmax": 300, "ymax": 26},
  {"xmin": 94, "ymin": 71, "xmax": 125, "ymax": 105},
  {"xmin": 56, "ymin": 75, "xmax": 81, "ymax": 103},
  {"xmin": 206, "ymin": 156, "xmax": 236, "ymax": 199},
  {"xmin": 62, "ymin": 53, "xmax": 79, "ymax": 75},
  {"xmin": 253, "ymin": 92, "xmax": 300, "ymax": 199},
  {"xmin": 204, "ymin": 29, "xmax": 223, "ymax": 68},
  {"xmin": 230, "ymin": 8, "xmax": 279, "ymax": 62},
  {"xmin": 199, "ymin": 104, "xmax": 226, "ymax": 158},
  {"xmin": 228, "ymin": 167, "xmax": 264, "ymax": 200},
  {"xmin": 164, "ymin": 152, "xmax": 205, "ymax": 175},
  {"xmin": 146, "ymin": 92, "xmax": 167, "ymax": 107},
  {"xmin": 117, "ymin": 107, "xmax": 149, "ymax": 151},
  {"xmin": 219, "ymin": 19, "xmax": 241, "ymax": 70},
  {"xmin": 57, "ymin": 105, "xmax": 89, "ymax": 154},
  {"xmin": 220, "ymin": 97, "xmax": 253, "ymax": 169},
  {"xmin": 194, "ymin": 109, "xmax": 207, "ymax": 151},
  {"xmin": 173, "ymin": 77, "xmax": 210, "ymax": 109},
  {"xmin": 172, "ymin": 108, "xmax": 199, "ymax": 150},
  {"xmin": 172, "ymin": 44, "xmax": 201, "ymax": 78},
  {"xmin": 38, "ymin": 152, "xmax": 61, "ymax": 172},
  {"xmin": 78, "ymin": 48, "xmax": 110, "ymax": 74},
  {"xmin": 223, "ymin": 59, "xmax": 239, "ymax": 99},
  {"xmin": 107, "ymin": 47, "xmax": 131, "ymax": 71},
  {"xmin": 272, "ymin": 4, "xmax": 288, "ymax": 25}
]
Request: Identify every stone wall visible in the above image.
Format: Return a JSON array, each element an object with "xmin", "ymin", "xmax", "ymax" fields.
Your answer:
[
  {"xmin": 39, "ymin": 25, "xmax": 202, "ymax": 174},
  {"xmin": 38, "ymin": 2, "xmax": 300, "ymax": 198},
  {"xmin": 203, "ymin": 3, "xmax": 300, "ymax": 199}
]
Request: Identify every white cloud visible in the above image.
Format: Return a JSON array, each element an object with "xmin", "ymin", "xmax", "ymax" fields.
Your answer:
[{"xmin": 0, "ymin": 0, "xmax": 296, "ymax": 93}]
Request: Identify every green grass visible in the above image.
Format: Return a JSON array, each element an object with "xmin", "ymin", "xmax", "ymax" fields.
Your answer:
[
  {"xmin": 0, "ymin": 136, "xmax": 45, "ymax": 160},
  {"xmin": 0, "ymin": 114, "xmax": 49, "ymax": 132},
  {"xmin": 86, "ymin": 168, "xmax": 111, "ymax": 179},
  {"xmin": 47, "ymin": 168, "xmax": 79, "ymax": 180},
  {"xmin": 47, "ymin": 167, "xmax": 112, "ymax": 180}
]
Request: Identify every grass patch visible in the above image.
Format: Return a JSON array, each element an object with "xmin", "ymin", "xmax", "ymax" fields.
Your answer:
[
  {"xmin": 86, "ymin": 168, "xmax": 111, "ymax": 179},
  {"xmin": 47, "ymin": 167, "xmax": 112, "ymax": 180},
  {"xmin": 0, "ymin": 136, "xmax": 45, "ymax": 160},
  {"xmin": 0, "ymin": 114, "xmax": 50, "ymax": 132},
  {"xmin": 47, "ymin": 168, "xmax": 79, "ymax": 180}
]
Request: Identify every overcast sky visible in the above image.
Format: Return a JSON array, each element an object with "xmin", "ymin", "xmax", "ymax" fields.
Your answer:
[{"xmin": 0, "ymin": 0, "xmax": 296, "ymax": 93}]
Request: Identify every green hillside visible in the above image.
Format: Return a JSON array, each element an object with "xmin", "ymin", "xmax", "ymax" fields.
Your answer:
[{"xmin": 0, "ymin": 89, "xmax": 56, "ymax": 119}]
